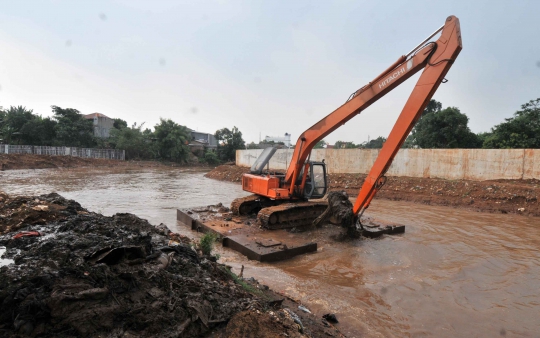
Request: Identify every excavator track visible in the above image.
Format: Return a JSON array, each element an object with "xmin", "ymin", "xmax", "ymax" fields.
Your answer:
[
  {"xmin": 231, "ymin": 194, "xmax": 283, "ymax": 215},
  {"xmin": 258, "ymin": 201, "xmax": 329, "ymax": 230}
]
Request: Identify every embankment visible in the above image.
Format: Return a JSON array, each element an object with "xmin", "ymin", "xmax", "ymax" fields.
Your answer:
[
  {"xmin": 205, "ymin": 165, "xmax": 540, "ymax": 217},
  {"xmin": 0, "ymin": 154, "xmax": 206, "ymax": 171},
  {"xmin": 0, "ymin": 191, "xmax": 342, "ymax": 337}
]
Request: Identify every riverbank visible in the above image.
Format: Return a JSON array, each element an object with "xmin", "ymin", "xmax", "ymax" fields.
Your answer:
[
  {"xmin": 0, "ymin": 153, "xmax": 211, "ymax": 171},
  {"xmin": 0, "ymin": 191, "xmax": 343, "ymax": 337},
  {"xmin": 205, "ymin": 165, "xmax": 540, "ymax": 217}
]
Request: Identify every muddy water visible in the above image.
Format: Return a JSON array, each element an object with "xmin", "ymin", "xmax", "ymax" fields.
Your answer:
[
  {"xmin": 2, "ymin": 167, "xmax": 540, "ymax": 337},
  {"xmin": 0, "ymin": 167, "xmax": 250, "ymax": 226}
]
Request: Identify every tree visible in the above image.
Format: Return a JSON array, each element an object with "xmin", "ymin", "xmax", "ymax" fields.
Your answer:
[
  {"xmin": 314, "ymin": 139, "xmax": 326, "ymax": 149},
  {"xmin": 410, "ymin": 100, "xmax": 481, "ymax": 148},
  {"xmin": 246, "ymin": 142, "xmax": 259, "ymax": 149},
  {"xmin": 0, "ymin": 106, "xmax": 36, "ymax": 144},
  {"xmin": 215, "ymin": 126, "xmax": 245, "ymax": 161},
  {"xmin": 113, "ymin": 118, "xmax": 128, "ymax": 130},
  {"xmin": 153, "ymin": 118, "xmax": 191, "ymax": 162},
  {"xmin": 19, "ymin": 116, "xmax": 57, "ymax": 145},
  {"xmin": 482, "ymin": 98, "xmax": 540, "ymax": 149},
  {"xmin": 476, "ymin": 132, "xmax": 492, "ymax": 146},
  {"xmin": 52, "ymin": 106, "xmax": 95, "ymax": 147},
  {"xmin": 361, "ymin": 136, "xmax": 387, "ymax": 149},
  {"xmin": 401, "ymin": 134, "xmax": 416, "ymax": 148},
  {"xmin": 422, "ymin": 99, "xmax": 442, "ymax": 116},
  {"xmin": 203, "ymin": 150, "xmax": 220, "ymax": 165},
  {"xmin": 110, "ymin": 123, "xmax": 153, "ymax": 160},
  {"xmin": 334, "ymin": 141, "xmax": 357, "ymax": 149}
]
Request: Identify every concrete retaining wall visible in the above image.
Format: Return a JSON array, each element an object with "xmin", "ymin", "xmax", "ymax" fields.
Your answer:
[
  {"xmin": 236, "ymin": 149, "xmax": 540, "ymax": 180},
  {"xmin": 0, "ymin": 144, "xmax": 125, "ymax": 160}
]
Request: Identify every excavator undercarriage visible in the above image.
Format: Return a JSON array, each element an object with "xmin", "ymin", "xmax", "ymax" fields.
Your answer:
[{"xmin": 231, "ymin": 194, "xmax": 329, "ymax": 230}]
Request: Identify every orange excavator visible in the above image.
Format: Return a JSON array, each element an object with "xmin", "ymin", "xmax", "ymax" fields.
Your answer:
[{"xmin": 231, "ymin": 15, "xmax": 462, "ymax": 229}]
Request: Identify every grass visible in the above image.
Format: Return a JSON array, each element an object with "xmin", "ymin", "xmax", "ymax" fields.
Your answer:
[
  {"xmin": 222, "ymin": 267, "xmax": 266, "ymax": 297},
  {"xmin": 199, "ymin": 232, "xmax": 217, "ymax": 256}
]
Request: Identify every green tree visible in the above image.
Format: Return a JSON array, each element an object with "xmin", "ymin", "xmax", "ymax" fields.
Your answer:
[
  {"xmin": 422, "ymin": 99, "xmax": 442, "ymax": 116},
  {"xmin": 110, "ymin": 123, "xmax": 153, "ymax": 160},
  {"xmin": 411, "ymin": 100, "xmax": 481, "ymax": 148},
  {"xmin": 476, "ymin": 132, "xmax": 492, "ymax": 146},
  {"xmin": 246, "ymin": 141, "xmax": 259, "ymax": 149},
  {"xmin": 314, "ymin": 139, "xmax": 326, "ymax": 149},
  {"xmin": 52, "ymin": 106, "xmax": 95, "ymax": 147},
  {"xmin": 154, "ymin": 118, "xmax": 191, "ymax": 162},
  {"xmin": 361, "ymin": 136, "xmax": 387, "ymax": 149},
  {"xmin": 1, "ymin": 106, "xmax": 36, "ymax": 144},
  {"xmin": 113, "ymin": 118, "xmax": 128, "ymax": 130},
  {"xmin": 334, "ymin": 141, "xmax": 357, "ymax": 149},
  {"xmin": 19, "ymin": 116, "xmax": 57, "ymax": 145},
  {"xmin": 203, "ymin": 150, "xmax": 220, "ymax": 165},
  {"xmin": 482, "ymin": 98, "xmax": 540, "ymax": 149},
  {"xmin": 215, "ymin": 126, "xmax": 245, "ymax": 161},
  {"xmin": 401, "ymin": 134, "xmax": 415, "ymax": 148}
]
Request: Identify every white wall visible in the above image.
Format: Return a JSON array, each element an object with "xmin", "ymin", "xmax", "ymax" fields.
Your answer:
[{"xmin": 236, "ymin": 149, "xmax": 540, "ymax": 180}]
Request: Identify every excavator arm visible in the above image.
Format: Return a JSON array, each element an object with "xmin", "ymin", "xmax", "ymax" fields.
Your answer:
[{"xmin": 285, "ymin": 15, "xmax": 462, "ymax": 216}]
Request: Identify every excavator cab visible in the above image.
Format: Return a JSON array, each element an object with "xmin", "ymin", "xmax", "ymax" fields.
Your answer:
[{"xmin": 303, "ymin": 162, "xmax": 327, "ymax": 199}]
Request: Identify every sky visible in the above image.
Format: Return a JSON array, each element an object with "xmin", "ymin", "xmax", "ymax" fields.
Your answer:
[{"xmin": 0, "ymin": 0, "xmax": 539, "ymax": 145}]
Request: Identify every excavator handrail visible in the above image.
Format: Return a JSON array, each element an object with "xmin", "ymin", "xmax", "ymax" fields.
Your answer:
[
  {"xmin": 405, "ymin": 24, "xmax": 444, "ymax": 57},
  {"xmin": 284, "ymin": 15, "xmax": 462, "ymax": 216}
]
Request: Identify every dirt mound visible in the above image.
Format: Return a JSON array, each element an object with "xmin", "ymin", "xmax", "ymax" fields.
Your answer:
[
  {"xmin": 204, "ymin": 165, "xmax": 247, "ymax": 182},
  {"xmin": 0, "ymin": 193, "xmax": 343, "ymax": 337},
  {"xmin": 0, "ymin": 192, "xmax": 85, "ymax": 235},
  {"xmin": 224, "ymin": 310, "xmax": 305, "ymax": 338},
  {"xmin": 205, "ymin": 165, "xmax": 540, "ymax": 217}
]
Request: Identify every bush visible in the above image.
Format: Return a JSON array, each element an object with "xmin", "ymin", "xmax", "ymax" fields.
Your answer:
[
  {"xmin": 199, "ymin": 232, "xmax": 217, "ymax": 256},
  {"xmin": 203, "ymin": 150, "xmax": 220, "ymax": 165}
]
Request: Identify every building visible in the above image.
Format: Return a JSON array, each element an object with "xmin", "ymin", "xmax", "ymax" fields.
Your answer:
[
  {"xmin": 83, "ymin": 113, "xmax": 114, "ymax": 138},
  {"xmin": 264, "ymin": 133, "xmax": 291, "ymax": 147},
  {"xmin": 188, "ymin": 130, "xmax": 218, "ymax": 154}
]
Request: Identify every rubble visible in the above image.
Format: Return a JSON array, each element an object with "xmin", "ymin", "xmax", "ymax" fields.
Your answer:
[{"xmin": 0, "ymin": 192, "xmax": 343, "ymax": 337}]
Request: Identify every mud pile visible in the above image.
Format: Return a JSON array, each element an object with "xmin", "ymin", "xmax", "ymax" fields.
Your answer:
[
  {"xmin": 206, "ymin": 165, "xmax": 540, "ymax": 217},
  {"xmin": 0, "ymin": 192, "xmax": 342, "ymax": 337}
]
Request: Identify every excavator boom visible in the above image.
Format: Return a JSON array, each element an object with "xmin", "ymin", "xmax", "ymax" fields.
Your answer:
[{"xmin": 285, "ymin": 15, "xmax": 462, "ymax": 215}]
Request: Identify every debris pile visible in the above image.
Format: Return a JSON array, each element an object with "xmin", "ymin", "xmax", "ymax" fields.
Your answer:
[{"xmin": 0, "ymin": 192, "xmax": 343, "ymax": 337}]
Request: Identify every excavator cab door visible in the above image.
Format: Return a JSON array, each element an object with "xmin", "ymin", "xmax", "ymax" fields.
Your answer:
[{"xmin": 303, "ymin": 162, "xmax": 327, "ymax": 199}]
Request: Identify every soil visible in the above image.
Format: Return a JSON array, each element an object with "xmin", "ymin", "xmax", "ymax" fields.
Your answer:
[
  {"xmin": 205, "ymin": 165, "xmax": 540, "ymax": 217},
  {"xmin": 0, "ymin": 154, "xmax": 210, "ymax": 171},
  {"xmin": 0, "ymin": 192, "xmax": 343, "ymax": 337}
]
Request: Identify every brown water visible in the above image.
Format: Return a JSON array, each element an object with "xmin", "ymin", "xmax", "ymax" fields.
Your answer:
[{"xmin": 2, "ymin": 167, "xmax": 539, "ymax": 337}]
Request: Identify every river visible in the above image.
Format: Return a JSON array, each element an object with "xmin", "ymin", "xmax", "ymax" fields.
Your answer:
[{"xmin": 1, "ymin": 167, "xmax": 539, "ymax": 337}]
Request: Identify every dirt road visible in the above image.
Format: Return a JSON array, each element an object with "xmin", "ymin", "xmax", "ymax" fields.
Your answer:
[{"xmin": 205, "ymin": 165, "xmax": 540, "ymax": 217}]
